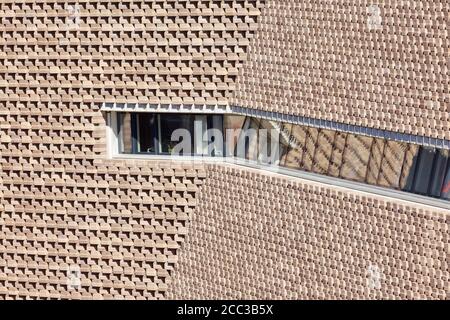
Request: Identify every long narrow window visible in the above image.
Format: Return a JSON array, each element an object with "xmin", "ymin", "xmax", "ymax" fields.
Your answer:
[
  {"xmin": 117, "ymin": 112, "xmax": 224, "ymax": 157},
  {"xmin": 113, "ymin": 112, "xmax": 449, "ymax": 202}
]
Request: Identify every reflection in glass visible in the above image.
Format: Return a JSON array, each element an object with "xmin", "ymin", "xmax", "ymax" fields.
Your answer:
[
  {"xmin": 207, "ymin": 115, "xmax": 224, "ymax": 157},
  {"xmin": 283, "ymin": 125, "xmax": 308, "ymax": 170},
  {"xmin": 377, "ymin": 140, "xmax": 408, "ymax": 188},
  {"xmin": 118, "ymin": 112, "xmax": 133, "ymax": 154},
  {"xmin": 328, "ymin": 132, "xmax": 347, "ymax": 178},
  {"xmin": 258, "ymin": 119, "xmax": 281, "ymax": 165},
  {"xmin": 223, "ymin": 115, "xmax": 245, "ymax": 157},
  {"xmin": 400, "ymin": 144, "xmax": 419, "ymax": 191},
  {"xmin": 312, "ymin": 129, "xmax": 335, "ymax": 175},
  {"xmin": 279, "ymin": 123, "xmax": 293, "ymax": 166},
  {"xmin": 236, "ymin": 117, "xmax": 260, "ymax": 161},
  {"xmin": 302, "ymin": 127, "xmax": 319, "ymax": 172},
  {"xmin": 366, "ymin": 138, "xmax": 385, "ymax": 185},
  {"xmin": 340, "ymin": 134, "xmax": 373, "ymax": 182}
]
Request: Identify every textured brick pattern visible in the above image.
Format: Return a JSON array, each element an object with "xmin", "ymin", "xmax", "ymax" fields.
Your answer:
[
  {"xmin": 232, "ymin": 0, "xmax": 450, "ymax": 140},
  {"xmin": 0, "ymin": 0, "xmax": 448, "ymax": 300},
  {"xmin": 0, "ymin": 0, "xmax": 265, "ymax": 299},
  {"xmin": 0, "ymin": 0, "xmax": 262, "ymax": 106},
  {"xmin": 0, "ymin": 157, "xmax": 206, "ymax": 299},
  {"xmin": 167, "ymin": 164, "xmax": 449, "ymax": 300}
]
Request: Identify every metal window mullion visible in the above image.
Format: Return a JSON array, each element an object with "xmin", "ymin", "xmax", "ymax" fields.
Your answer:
[{"xmin": 157, "ymin": 114, "xmax": 162, "ymax": 154}]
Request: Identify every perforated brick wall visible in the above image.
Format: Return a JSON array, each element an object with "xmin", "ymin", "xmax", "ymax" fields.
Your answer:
[
  {"xmin": 232, "ymin": 0, "xmax": 450, "ymax": 140},
  {"xmin": 0, "ymin": 0, "xmax": 448, "ymax": 300},
  {"xmin": 0, "ymin": 0, "xmax": 262, "ymax": 299},
  {"xmin": 167, "ymin": 164, "xmax": 449, "ymax": 300}
]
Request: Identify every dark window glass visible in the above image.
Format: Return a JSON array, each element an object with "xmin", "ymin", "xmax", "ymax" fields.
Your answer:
[
  {"xmin": 159, "ymin": 114, "xmax": 194, "ymax": 155},
  {"xmin": 400, "ymin": 144, "xmax": 420, "ymax": 192},
  {"xmin": 429, "ymin": 149, "xmax": 449, "ymax": 197},
  {"xmin": 441, "ymin": 162, "xmax": 450, "ymax": 200},
  {"xmin": 412, "ymin": 147, "xmax": 436, "ymax": 195},
  {"xmin": 137, "ymin": 113, "xmax": 157, "ymax": 153}
]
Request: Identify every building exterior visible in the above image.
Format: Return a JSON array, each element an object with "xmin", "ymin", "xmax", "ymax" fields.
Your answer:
[{"xmin": 0, "ymin": 0, "xmax": 448, "ymax": 299}]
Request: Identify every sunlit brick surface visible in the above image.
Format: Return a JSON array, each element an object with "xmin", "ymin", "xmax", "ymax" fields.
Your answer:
[
  {"xmin": 0, "ymin": 0, "xmax": 448, "ymax": 300},
  {"xmin": 167, "ymin": 164, "xmax": 449, "ymax": 299},
  {"xmin": 0, "ymin": 0, "xmax": 261, "ymax": 299},
  {"xmin": 232, "ymin": 0, "xmax": 450, "ymax": 140}
]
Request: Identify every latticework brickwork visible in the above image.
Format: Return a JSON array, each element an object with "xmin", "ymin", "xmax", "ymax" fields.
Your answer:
[
  {"xmin": 0, "ymin": 157, "xmax": 206, "ymax": 299},
  {"xmin": 167, "ymin": 164, "xmax": 449, "ymax": 300},
  {"xmin": 0, "ymin": 0, "xmax": 262, "ymax": 106},
  {"xmin": 0, "ymin": 0, "xmax": 448, "ymax": 300},
  {"xmin": 232, "ymin": 0, "xmax": 450, "ymax": 140},
  {"xmin": 0, "ymin": 0, "xmax": 262, "ymax": 299}
]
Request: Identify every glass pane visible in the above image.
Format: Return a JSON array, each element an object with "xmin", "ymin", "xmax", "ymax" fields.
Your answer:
[
  {"xmin": 312, "ymin": 129, "xmax": 335, "ymax": 175},
  {"xmin": 207, "ymin": 115, "xmax": 224, "ymax": 157},
  {"xmin": 412, "ymin": 147, "xmax": 436, "ymax": 195},
  {"xmin": 429, "ymin": 149, "xmax": 449, "ymax": 197},
  {"xmin": 235, "ymin": 118, "xmax": 260, "ymax": 161},
  {"xmin": 340, "ymin": 134, "xmax": 373, "ymax": 182},
  {"xmin": 118, "ymin": 113, "xmax": 133, "ymax": 154},
  {"xmin": 137, "ymin": 113, "xmax": 157, "ymax": 153},
  {"xmin": 194, "ymin": 115, "xmax": 208, "ymax": 155},
  {"xmin": 223, "ymin": 115, "xmax": 246, "ymax": 157},
  {"xmin": 366, "ymin": 138, "xmax": 385, "ymax": 185},
  {"xmin": 283, "ymin": 125, "xmax": 308, "ymax": 170},
  {"xmin": 258, "ymin": 119, "xmax": 282, "ymax": 165},
  {"xmin": 279, "ymin": 123, "xmax": 293, "ymax": 166},
  {"xmin": 377, "ymin": 140, "xmax": 408, "ymax": 189},
  {"xmin": 302, "ymin": 127, "xmax": 319, "ymax": 172},
  {"xmin": 441, "ymin": 162, "xmax": 450, "ymax": 200},
  {"xmin": 160, "ymin": 114, "xmax": 194, "ymax": 155},
  {"xmin": 399, "ymin": 144, "xmax": 420, "ymax": 191},
  {"xmin": 328, "ymin": 132, "xmax": 347, "ymax": 177}
]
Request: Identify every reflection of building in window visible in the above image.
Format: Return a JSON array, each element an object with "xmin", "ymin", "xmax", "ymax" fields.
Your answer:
[{"xmin": 232, "ymin": 116, "xmax": 450, "ymax": 202}]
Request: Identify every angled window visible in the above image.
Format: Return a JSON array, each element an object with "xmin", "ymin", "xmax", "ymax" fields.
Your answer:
[
  {"xmin": 429, "ymin": 149, "xmax": 449, "ymax": 198},
  {"xmin": 413, "ymin": 147, "xmax": 436, "ymax": 195}
]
